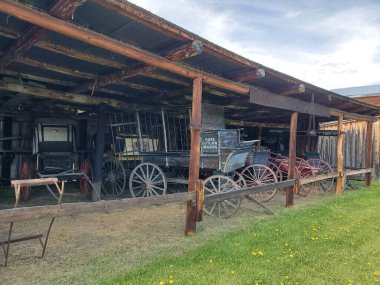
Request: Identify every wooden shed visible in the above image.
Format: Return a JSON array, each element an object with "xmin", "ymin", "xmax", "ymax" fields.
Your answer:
[{"xmin": 0, "ymin": 0, "xmax": 378, "ymax": 221}]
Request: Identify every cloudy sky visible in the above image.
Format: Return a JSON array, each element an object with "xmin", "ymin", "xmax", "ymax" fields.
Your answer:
[{"xmin": 129, "ymin": 0, "xmax": 380, "ymax": 90}]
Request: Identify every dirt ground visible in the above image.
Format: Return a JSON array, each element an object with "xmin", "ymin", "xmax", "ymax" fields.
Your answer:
[{"xmin": 0, "ymin": 186, "xmax": 332, "ymax": 285}]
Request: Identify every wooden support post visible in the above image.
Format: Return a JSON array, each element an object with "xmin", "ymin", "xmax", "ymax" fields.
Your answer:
[
  {"xmin": 286, "ymin": 112, "xmax": 298, "ymax": 207},
  {"xmin": 185, "ymin": 77, "xmax": 202, "ymax": 236},
  {"xmin": 92, "ymin": 104, "xmax": 106, "ymax": 201},
  {"xmin": 365, "ymin": 121, "xmax": 374, "ymax": 187},
  {"xmin": 335, "ymin": 116, "xmax": 344, "ymax": 195},
  {"xmin": 196, "ymin": 180, "xmax": 204, "ymax": 222}
]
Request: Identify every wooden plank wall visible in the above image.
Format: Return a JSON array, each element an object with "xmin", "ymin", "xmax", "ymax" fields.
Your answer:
[{"xmin": 318, "ymin": 120, "xmax": 378, "ymax": 177}]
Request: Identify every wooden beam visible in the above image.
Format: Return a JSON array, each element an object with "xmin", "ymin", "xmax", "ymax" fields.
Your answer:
[
  {"xmin": 71, "ymin": 40, "xmax": 203, "ymax": 93},
  {"xmin": 0, "ymin": 26, "xmax": 127, "ymax": 70},
  {"xmin": 0, "ymin": 69, "xmax": 76, "ymax": 86},
  {"xmin": 0, "ymin": 191, "xmax": 196, "ymax": 224},
  {"xmin": 0, "ymin": 1, "xmax": 249, "ymax": 95},
  {"xmin": 225, "ymin": 119, "xmax": 290, "ymax": 129},
  {"xmin": 250, "ymin": 85, "xmax": 330, "ymax": 117},
  {"xmin": 0, "ymin": 81, "xmax": 145, "ymax": 110},
  {"xmin": 250, "ymin": 86, "xmax": 375, "ymax": 121},
  {"xmin": 35, "ymin": 41, "xmax": 125, "ymax": 69},
  {"xmin": 185, "ymin": 77, "xmax": 202, "ymax": 236},
  {"xmin": 15, "ymin": 56, "xmax": 95, "ymax": 79},
  {"xmin": 0, "ymin": 26, "xmax": 19, "ymax": 39},
  {"xmin": 231, "ymin": 68, "xmax": 265, "ymax": 82},
  {"xmin": 0, "ymin": 0, "xmax": 87, "ymax": 68},
  {"xmin": 274, "ymin": 84, "xmax": 306, "ymax": 96},
  {"xmin": 286, "ymin": 112, "xmax": 298, "ymax": 207},
  {"xmin": 335, "ymin": 116, "xmax": 344, "ymax": 195},
  {"xmin": 92, "ymin": 104, "xmax": 105, "ymax": 201},
  {"xmin": 365, "ymin": 121, "xmax": 374, "ymax": 187}
]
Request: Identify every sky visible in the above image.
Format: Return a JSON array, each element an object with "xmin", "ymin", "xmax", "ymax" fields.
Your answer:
[{"xmin": 129, "ymin": 0, "xmax": 380, "ymax": 90}]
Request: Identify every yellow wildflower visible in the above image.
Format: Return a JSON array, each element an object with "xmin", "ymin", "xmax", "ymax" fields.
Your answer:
[
  {"xmin": 159, "ymin": 281, "xmax": 164, "ymax": 285},
  {"xmin": 169, "ymin": 280, "xmax": 174, "ymax": 284},
  {"xmin": 289, "ymin": 254, "xmax": 294, "ymax": 258},
  {"xmin": 374, "ymin": 271, "xmax": 379, "ymax": 277},
  {"xmin": 252, "ymin": 252, "xmax": 257, "ymax": 256},
  {"xmin": 258, "ymin": 251, "xmax": 264, "ymax": 256},
  {"xmin": 208, "ymin": 259, "xmax": 213, "ymax": 264}
]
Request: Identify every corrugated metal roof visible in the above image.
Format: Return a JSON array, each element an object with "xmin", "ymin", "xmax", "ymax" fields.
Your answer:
[
  {"xmin": 332, "ymin": 84, "xmax": 380, "ymax": 97},
  {"xmin": 0, "ymin": 0, "xmax": 378, "ymax": 122}
]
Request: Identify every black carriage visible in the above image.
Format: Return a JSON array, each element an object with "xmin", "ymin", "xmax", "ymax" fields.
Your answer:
[{"xmin": 20, "ymin": 119, "xmax": 94, "ymax": 201}]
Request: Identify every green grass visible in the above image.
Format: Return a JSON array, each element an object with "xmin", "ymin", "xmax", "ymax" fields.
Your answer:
[{"xmin": 101, "ymin": 183, "xmax": 380, "ymax": 285}]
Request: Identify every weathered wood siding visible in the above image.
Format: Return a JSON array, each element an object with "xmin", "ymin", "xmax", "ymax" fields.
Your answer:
[{"xmin": 318, "ymin": 120, "xmax": 378, "ymax": 174}]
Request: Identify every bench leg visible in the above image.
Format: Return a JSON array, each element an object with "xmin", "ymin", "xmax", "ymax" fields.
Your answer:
[
  {"xmin": 55, "ymin": 181, "xmax": 65, "ymax": 204},
  {"xmin": 14, "ymin": 185, "xmax": 20, "ymax": 208},
  {"xmin": 3, "ymin": 222, "xmax": 14, "ymax": 267},
  {"xmin": 40, "ymin": 217, "xmax": 55, "ymax": 258}
]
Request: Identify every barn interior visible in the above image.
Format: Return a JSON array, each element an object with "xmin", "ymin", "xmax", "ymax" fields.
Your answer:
[{"xmin": 0, "ymin": 0, "xmax": 379, "ymax": 207}]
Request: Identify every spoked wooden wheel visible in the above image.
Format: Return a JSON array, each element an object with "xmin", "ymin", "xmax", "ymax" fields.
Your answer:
[
  {"xmin": 307, "ymin": 159, "xmax": 334, "ymax": 192},
  {"xmin": 20, "ymin": 160, "xmax": 31, "ymax": 201},
  {"xmin": 203, "ymin": 175, "xmax": 241, "ymax": 218},
  {"xmin": 79, "ymin": 159, "xmax": 92, "ymax": 196},
  {"xmin": 129, "ymin": 163, "xmax": 167, "ymax": 197},
  {"xmin": 296, "ymin": 159, "xmax": 316, "ymax": 197},
  {"xmin": 230, "ymin": 171, "xmax": 247, "ymax": 188},
  {"xmin": 267, "ymin": 162, "xmax": 284, "ymax": 192},
  {"xmin": 241, "ymin": 164, "xmax": 278, "ymax": 202},
  {"xmin": 101, "ymin": 158, "xmax": 126, "ymax": 196}
]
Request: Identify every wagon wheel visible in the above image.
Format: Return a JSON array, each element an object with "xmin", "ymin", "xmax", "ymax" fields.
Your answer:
[
  {"xmin": 296, "ymin": 158, "xmax": 316, "ymax": 197},
  {"xmin": 230, "ymin": 171, "xmax": 247, "ymax": 188},
  {"xmin": 101, "ymin": 157, "xmax": 126, "ymax": 196},
  {"xmin": 79, "ymin": 159, "xmax": 92, "ymax": 196},
  {"xmin": 307, "ymin": 158, "xmax": 334, "ymax": 192},
  {"xmin": 129, "ymin": 163, "xmax": 167, "ymax": 197},
  {"xmin": 168, "ymin": 168, "xmax": 188, "ymax": 194},
  {"xmin": 203, "ymin": 175, "xmax": 241, "ymax": 218},
  {"xmin": 241, "ymin": 164, "xmax": 278, "ymax": 202},
  {"xmin": 20, "ymin": 160, "xmax": 31, "ymax": 201},
  {"xmin": 267, "ymin": 162, "xmax": 284, "ymax": 192}
]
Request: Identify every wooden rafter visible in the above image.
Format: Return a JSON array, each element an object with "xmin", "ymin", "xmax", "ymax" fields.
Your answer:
[
  {"xmin": 0, "ymin": 0, "xmax": 87, "ymax": 68},
  {"xmin": 273, "ymin": 84, "xmax": 306, "ymax": 96},
  {"xmin": 71, "ymin": 40, "xmax": 203, "ymax": 93},
  {"xmin": 0, "ymin": 69, "xmax": 76, "ymax": 86},
  {"xmin": 0, "ymin": 81, "xmax": 153, "ymax": 110},
  {"xmin": 225, "ymin": 119, "xmax": 289, "ymax": 129},
  {"xmin": 231, "ymin": 68, "xmax": 265, "ymax": 82},
  {"xmin": 0, "ymin": 2, "xmax": 248, "ymax": 94}
]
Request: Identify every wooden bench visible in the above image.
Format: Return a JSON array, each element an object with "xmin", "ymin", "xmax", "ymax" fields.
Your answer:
[{"xmin": 11, "ymin": 178, "xmax": 65, "ymax": 208}]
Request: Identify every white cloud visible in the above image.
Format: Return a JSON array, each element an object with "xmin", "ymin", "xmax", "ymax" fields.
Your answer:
[{"xmin": 129, "ymin": 0, "xmax": 380, "ymax": 89}]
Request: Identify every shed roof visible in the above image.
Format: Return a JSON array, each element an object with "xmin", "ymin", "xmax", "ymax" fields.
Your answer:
[{"xmin": 0, "ymin": 0, "xmax": 378, "ymax": 124}]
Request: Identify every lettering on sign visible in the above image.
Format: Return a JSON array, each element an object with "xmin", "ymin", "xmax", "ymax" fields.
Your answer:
[{"xmin": 201, "ymin": 133, "xmax": 218, "ymax": 153}]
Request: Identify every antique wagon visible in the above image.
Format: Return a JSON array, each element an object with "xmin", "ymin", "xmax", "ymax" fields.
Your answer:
[
  {"xmin": 20, "ymin": 118, "xmax": 94, "ymax": 201},
  {"xmin": 103, "ymin": 105, "xmax": 279, "ymax": 217}
]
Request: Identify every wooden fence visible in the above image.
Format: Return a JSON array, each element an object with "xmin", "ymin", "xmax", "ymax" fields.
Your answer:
[{"xmin": 319, "ymin": 120, "xmax": 378, "ymax": 173}]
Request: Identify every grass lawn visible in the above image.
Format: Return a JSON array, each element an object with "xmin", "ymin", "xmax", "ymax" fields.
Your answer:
[{"xmin": 101, "ymin": 183, "xmax": 380, "ymax": 285}]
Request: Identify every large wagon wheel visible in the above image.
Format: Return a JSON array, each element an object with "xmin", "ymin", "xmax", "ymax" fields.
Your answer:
[
  {"xmin": 295, "ymin": 158, "xmax": 316, "ymax": 196},
  {"xmin": 307, "ymin": 158, "xmax": 334, "ymax": 192},
  {"xmin": 241, "ymin": 164, "xmax": 278, "ymax": 202},
  {"xmin": 79, "ymin": 159, "xmax": 92, "ymax": 196},
  {"xmin": 129, "ymin": 162, "xmax": 167, "ymax": 197},
  {"xmin": 203, "ymin": 175, "xmax": 241, "ymax": 218},
  {"xmin": 267, "ymin": 161, "xmax": 284, "ymax": 192},
  {"xmin": 230, "ymin": 171, "xmax": 247, "ymax": 188},
  {"xmin": 101, "ymin": 157, "xmax": 126, "ymax": 196},
  {"xmin": 20, "ymin": 160, "xmax": 31, "ymax": 201}
]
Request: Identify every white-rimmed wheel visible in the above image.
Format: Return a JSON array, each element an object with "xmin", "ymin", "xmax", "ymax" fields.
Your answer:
[
  {"xmin": 241, "ymin": 164, "xmax": 278, "ymax": 202},
  {"xmin": 101, "ymin": 157, "xmax": 126, "ymax": 196},
  {"xmin": 307, "ymin": 158, "xmax": 334, "ymax": 192},
  {"xmin": 129, "ymin": 163, "xmax": 167, "ymax": 197},
  {"xmin": 203, "ymin": 175, "xmax": 241, "ymax": 218}
]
